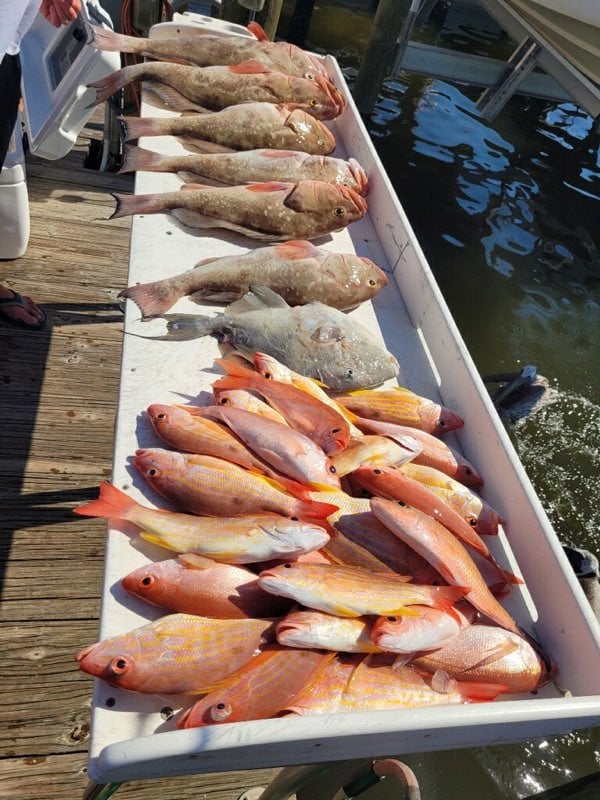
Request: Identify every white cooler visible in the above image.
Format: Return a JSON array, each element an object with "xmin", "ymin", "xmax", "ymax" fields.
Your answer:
[{"xmin": 0, "ymin": 0, "xmax": 119, "ymax": 259}]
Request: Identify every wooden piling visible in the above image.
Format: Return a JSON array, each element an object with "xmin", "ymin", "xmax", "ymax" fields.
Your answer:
[
  {"xmin": 352, "ymin": 0, "xmax": 411, "ymax": 117},
  {"xmin": 256, "ymin": 0, "xmax": 285, "ymax": 41},
  {"xmin": 286, "ymin": 0, "xmax": 316, "ymax": 47}
]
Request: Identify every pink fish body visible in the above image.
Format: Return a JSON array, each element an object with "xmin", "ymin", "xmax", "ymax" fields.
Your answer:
[
  {"xmin": 370, "ymin": 497, "xmax": 521, "ymax": 635},
  {"xmin": 88, "ymin": 60, "xmax": 345, "ymax": 119},
  {"xmin": 118, "ymin": 103, "xmax": 337, "ymax": 155},
  {"xmin": 76, "ymin": 614, "xmax": 275, "ymax": 694},
  {"xmin": 371, "ymin": 604, "xmax": 473, "ymax": 654},
  {"xmin": 110, "ymin": 180, "xmax": 367, "ymax": 242},
  {"xmin": 354, "ymin": 417, "xmax": 483, "ymax": 487},
  {"xmin": 86, "ymin": 23, "xmax": 327, "ymax": 80},
  {"xmin": 412, "ymin": 624, "xmax": 550, "ymax": 693},
  {"xmin": 276, "ymin": 610, "xmax": 381, "ymax": 653},
  {"xmin": 335, "ymin": 388, "xmax": 464, "ymax": 435},
  {"xmin": 258, "ymin": 562, "xmax": 467, "ymax": 618},
  {"xmin": 121, "ymin": 554, "xmax": 292, "ymax": 618},
  {"xmin": 133, "ymin": 448, "xmax": 338, "ymax": 520},
  {"xmin": 121, "ymin": 147, "xmax": 368, "ymax": 195},
  {"xmin": 196, "ymin": 404, "xmax": 341, "ymax": 489},
  {"xmin": 177, "ymin": 648, "xmax": 332, "ymax": 728},
  {"xmin": 119, "ymin": 240, "xmax": 385, "ymax": 318},
  {"xmin": 146, "ymin": 403, "xmax": 268, "ymax": 472}
]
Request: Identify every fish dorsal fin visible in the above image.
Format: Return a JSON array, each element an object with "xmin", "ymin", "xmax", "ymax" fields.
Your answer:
[
  {"xmin": 229, "ymin": 59, "xmax": 273, "ymax": 74},
  {"xmin": 430, "ymin": 669, "xmax": 458, "ymax": 694},
  {"xmin": 178, "ymin": 553, "xmax": 217, "ymax": 570},
  {"xmin": 225, "ymin": 285, "xmax": 289, "ymax": 315},
  {"xmin": 247, "ymin": 21, "xmax": 270, "ymax": 41},
  {"xmin": 246, "ymin": 181, "xmax": 291, "ymax": 192},
  {"xmin": 224, "ymin": 290, "xmax": 272, "ymax": 315},
  {"xmin": 275, "ymin": 240, "xmax": 321, "ymax": 260}
]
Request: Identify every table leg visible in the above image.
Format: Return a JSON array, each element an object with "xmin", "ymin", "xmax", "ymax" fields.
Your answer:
[{"xmin": 82, "ymin": 781, "xmax": 122, "ymax": 800}]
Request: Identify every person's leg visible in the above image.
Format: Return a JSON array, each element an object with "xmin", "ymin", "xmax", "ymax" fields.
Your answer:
[{"xmin": 0, "ymin": 52, "xmax": 45, "ymax": 329}]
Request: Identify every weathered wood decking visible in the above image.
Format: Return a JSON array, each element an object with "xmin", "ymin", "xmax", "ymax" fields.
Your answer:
[{"xmin": 0, "ymin": 114, "xmax": 278, "ymax": 799}]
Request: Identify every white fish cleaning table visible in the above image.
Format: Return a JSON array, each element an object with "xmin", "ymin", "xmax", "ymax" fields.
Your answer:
[{"xmin": 83, "ymin": 14, "xmax": 600, "ymax": 799}]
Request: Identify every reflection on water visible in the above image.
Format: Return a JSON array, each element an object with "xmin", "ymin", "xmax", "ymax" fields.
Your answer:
[{"xmin": 282, "ymin": 1, "xmax": 600, "ymax": 796}]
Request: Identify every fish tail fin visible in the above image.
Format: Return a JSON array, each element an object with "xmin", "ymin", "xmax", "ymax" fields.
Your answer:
[
  {"xmin": 109, "ymin": 191, "xmax": 165, "ymax": 220},
  {"xmin": 119, "ymin": 279, "xmax": 182, "ymax": 318},
  {"xmin": 118, "ymin": 115, "xmax": 163, "ymax": 142},
  {"xmin": 162, "ymin": 313, "xmax": 216, "ymax": 340},
  {"xmin": 86, "ymin": 23, "xmax": 143, "ymax": 54},
  {"xmin": 118, "ymin": 144, "xmax": 167, "ymax": 175},
  {"xmin": 247, "ymin": 21, "xmax": 270, "ymax": 41},
  {"xmin": 87, "ymin": 65, "xmax": 141, "ymax": 107},
  {"xmin": 74, "ymin": 482, "xmax": 137, "ymax": 520}
]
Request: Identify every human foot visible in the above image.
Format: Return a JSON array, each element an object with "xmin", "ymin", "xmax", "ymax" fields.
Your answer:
[{"xmin": 0, "ymin": 287, "xmax": 46, "ymax": 330}]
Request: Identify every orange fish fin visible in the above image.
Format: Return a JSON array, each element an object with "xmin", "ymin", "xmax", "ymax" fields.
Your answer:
[
  {"xmin": 384, "ymin": 606, "xmax": 421, "ymax": 617},
  {"xmin": 229, "ymin": 59, "xmax": 273, "ymax": 74},
  {"xmin": 455, "ymin": 679, "xmax": 510, "ymax": 703},
  {"xmin": 247, "ymin": 21, "xmax": 270, "ymax": 41},
  {"xmin": 139, "ymin": 531, "xmax": 175, "ymax": 551},
  {"xmin": 214, "ymin": 358, "xmax": 258, "ymax": 379},
  {"xmin": 174, "ymin": 404, "xmax": 208, "ymax": 416},
  {"xmin": 431, "ymin": 586, "xmax": 470, "ymax": 621},
  {"xmin": 178, "ymin": 553, "xmax": 217, "ymax": 570},
  {"xmin": 429, "ymin": 669, "xmax": 458, "ymax": 694},
  {"xmin": 246, "ymin": 181, "xmax": 290, "ymax": 192},
  {"xmin": 271, "ymin": 475, "xmax": 314, "ymax": 501},
  {"xmin": 488, "ymin": 581, "xmax": 511, "ymax": 600},
  {"xmin": 74, "ymin": 482, "xmax": 137, "ymax": 520},
  {"xmin": 299, "ymin": 501, "xmax": 340, "ymax": 521},
  {"xmin": 275, "ymin": 240, "xmax": 321, "ymax": 260}
]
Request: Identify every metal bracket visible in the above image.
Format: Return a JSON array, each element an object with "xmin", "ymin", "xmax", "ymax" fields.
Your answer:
[{"xmin": 476, "ymin": 36, "xmax": 541, "ymax": 120}]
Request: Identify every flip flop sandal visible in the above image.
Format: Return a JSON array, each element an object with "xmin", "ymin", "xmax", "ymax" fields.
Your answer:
[{"xmin": 0, "ymin": 290, "xmax": 47, "ymax": 331}]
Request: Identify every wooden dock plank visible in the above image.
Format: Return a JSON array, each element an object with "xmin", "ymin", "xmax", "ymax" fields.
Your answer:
[{"xmin": 0, "ymin": 108, "xmax": 286, "ymax": 799}]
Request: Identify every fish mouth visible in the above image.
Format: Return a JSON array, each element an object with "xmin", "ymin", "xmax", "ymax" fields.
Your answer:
[
  {"xmin": 348, "ymin": 158, "xmax": 369, "ymax": 196},
  {"xmin": 336, "ymin": 184, "xmax": 368, "ymax": 216},
  {"xmin": 314, "ymin": 74, "xmax": 346, "ymax": 119}
]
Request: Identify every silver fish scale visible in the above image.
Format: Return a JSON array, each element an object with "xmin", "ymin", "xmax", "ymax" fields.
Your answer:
[{"xmin": 201, "ymin": 303, "xmax": 399, "ymax": 390}]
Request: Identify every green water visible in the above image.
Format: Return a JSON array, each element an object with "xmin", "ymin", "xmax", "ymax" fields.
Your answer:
[{"xmin": 279, "ymin": 1, "xmax": 600, "ymax": 797}]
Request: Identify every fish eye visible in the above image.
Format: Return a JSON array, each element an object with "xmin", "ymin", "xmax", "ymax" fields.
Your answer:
[
  {"xmin": 397, "ymin": 500, "xmax": 406, "ymax": 507},
  {"xmin": 329, "ymin": 465, "xmax": 337, "ymax": 474},
  {"xmin": 360, "ymin": 489, "xmax": 369, "ymax": 497},
  {"xmin": 310, "ymin": 99, "xmax": 318, "ymax": 107},
  {"xmin": 439, "ymin": 419, "xmax": 446, "ymax": 428},
  {"xmin": 386, "ymin": 616, "xmax": 397, "ymax": 622},
  {"xmin": 156, "ymin": 413, "xmax": 166, "ymax": 420},
  {"xmin": 368, "ymin": 279, "xmax": 376, "ymax": 285},
  {"xmin": 109, "ymin": 656, "xmax": 131, "ymax": 676},
  {"xmin": 140, "ymin": 575, "xmax": 155, "ymax": 588},
  {"xmin": 347, "ymin": 369, "xmax": 354, "ymax": 377},
  {"xmin": 219, "ymin": 397, "xmax": 229, "ymax": 405},
  {"xmin": 147, "ymin": 468, "xmax": 158, "ymax": 477},
  {"xmin": 263, "ymin": 371, "xmax": 273, "ymax": 379},
  {"xmin": 331, "ymin": 427, "xmax": 341, "ymax": 434},
  {"xmin": 334, "ymin": 207, "xmax": 346, "ymax": 217},
  {"xmin": 465, "ymin": 467, "xmax": 472, "ymax": 476},
  {"xmin": 373, "ymin": 468, "xmax": 382, "ymax": 475},
  {"xmin": 317, "ymin": 139, "xmax": 325, "ymax": 147},
  {"xmin": 283, "ymin": 563, "xmax": 293, "ymax": 569},
  {"xmin": 291, "ymin": 516, "xmax": 299, "ymax": 521},
  {"xmin": 210, "ymin": 702, "xmax": 232, "ymax": 722},
  {"xmin": 469, "ymin": 518, "xmax": 477, "ymax": 527}
]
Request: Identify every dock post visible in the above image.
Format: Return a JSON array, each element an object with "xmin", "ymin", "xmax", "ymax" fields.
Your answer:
[
  {"xmin": 220, "ymin": 0, "xmax": 249, "ymax": 26},
  {"xmin": 352, "ymin": 0, "xmax": 411, "ymax": 117},
  {"xmin": 286, "ymin": 0, "xmax": 316, "ymax": 47},
  {"xmin": 256, "ymin": 0, "xmax": 285, "ymax": 41}
]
